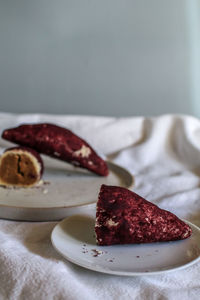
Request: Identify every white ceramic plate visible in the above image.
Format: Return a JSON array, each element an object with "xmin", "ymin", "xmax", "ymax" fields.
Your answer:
[
  {"xmin": 0, "ymin": 157, "xmax": 133, "ymax": 221},
  {"xmin": 51, "ymin": 214, "xmax": 200, "ymax": 276}
]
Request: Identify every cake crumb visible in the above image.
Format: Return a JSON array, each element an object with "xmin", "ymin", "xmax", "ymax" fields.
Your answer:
[
  {"xmin": 106, "ymin": 257, "xmax": 115, "ymax": 262},
  {"xmin": 43, "ymin": 181, "xmax": 50, "ymax": 185},
  {"xmin": 91, "ymin": 249, "xmax": 104, "ymax": 257}
]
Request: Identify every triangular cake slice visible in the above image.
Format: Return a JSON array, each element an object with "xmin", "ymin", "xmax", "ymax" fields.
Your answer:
[
  {"xmin": 95, "ymin": 185, "xmax": 192, "ymax": 245},
  {"xmin": 2, "ymin": 123, "xmax": 108, "ymax": 176}
]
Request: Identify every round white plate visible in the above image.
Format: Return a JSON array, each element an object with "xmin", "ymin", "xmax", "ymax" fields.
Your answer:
[
  {"xmin": 0, "ymin": 157, "xmax": 133, "ymax": 221},
  {"xmin": 51, "ymin": 214, "xmax": 200, "ymax": 276}
]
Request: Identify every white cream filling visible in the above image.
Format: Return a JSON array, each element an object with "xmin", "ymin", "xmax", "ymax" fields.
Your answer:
[
  {"xmin": 73, "ymin": 145, "xmax": 91, "ymax": 158},
  {"xmin": 106, "ymin": 219, "xmax": 119, "ymax": 227}
]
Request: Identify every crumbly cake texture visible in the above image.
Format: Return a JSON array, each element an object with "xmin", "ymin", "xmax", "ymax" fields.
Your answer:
[
  {"xmin": 95, "ymin": 185, "xmax": 192, "ymax": 245},
  {"xmin": 2, "ymin": 123, "xmax": 109, "ymax": 176},
  {"xmin": 0, "ymin": 146, "xmax": 43, "ymax": 187}
]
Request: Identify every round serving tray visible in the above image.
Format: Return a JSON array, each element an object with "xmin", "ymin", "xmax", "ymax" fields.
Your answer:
[{"xmin": 0, "ymin": 158, "xmax": 134, "ymax": 221}]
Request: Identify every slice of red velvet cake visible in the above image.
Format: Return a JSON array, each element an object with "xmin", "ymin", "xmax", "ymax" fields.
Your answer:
[
  {"xmin": 2, "ymin": 123, "xmax": 108, "ymax": 176},
  {"xmin": 95, "ymin": 185, "xmax": 192, "ymax": 245}
]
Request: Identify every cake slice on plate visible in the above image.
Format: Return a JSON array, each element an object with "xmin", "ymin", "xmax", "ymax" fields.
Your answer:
[
  {"xmin": 2, "ymin": 123, "xmax": 108, "ymax": 176},
  {"xmin": 95, "ymin": 185, "xmax": 192, "ymax": 245}
]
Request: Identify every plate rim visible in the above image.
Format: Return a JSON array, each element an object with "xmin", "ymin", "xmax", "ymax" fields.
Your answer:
[
  {"xmin": 0, "ymin": 161, "xmax": 134, "ymax": 210},
  {"xmin": 51, "ymin": 217, "xmax": 200, "ymax": 276}
]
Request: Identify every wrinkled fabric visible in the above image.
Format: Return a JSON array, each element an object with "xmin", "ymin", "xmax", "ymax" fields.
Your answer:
[{"xmin": 0, "ymin": 113, "xmax": 200, "ymax": 300}]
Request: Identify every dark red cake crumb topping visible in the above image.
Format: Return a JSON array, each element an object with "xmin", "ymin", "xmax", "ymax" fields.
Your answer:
[
  {"xmin": 95, "ymin": 185, "xmax": 192, "ymax": 246},
  {"xmin": 2, "ymin": 123, "xmax": 108, "ymax": 176}
]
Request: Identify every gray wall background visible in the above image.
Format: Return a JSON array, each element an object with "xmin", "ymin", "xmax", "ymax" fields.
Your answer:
[{"xmin": 0, "ymin": 0, "xmax": 199, "ymax": 117}]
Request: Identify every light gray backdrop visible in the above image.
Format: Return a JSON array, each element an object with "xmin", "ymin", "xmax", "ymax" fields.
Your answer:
[{"xmin": 0, "ymin": 0, "xmax": 199, "ymax": 117}]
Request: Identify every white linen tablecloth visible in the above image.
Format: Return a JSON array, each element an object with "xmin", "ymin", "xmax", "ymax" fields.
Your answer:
[{"xmin": 0, "ymin": 112, "xmax": 200, "ymax": 300}]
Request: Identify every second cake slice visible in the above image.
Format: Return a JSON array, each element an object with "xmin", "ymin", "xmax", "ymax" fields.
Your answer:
[{"xmin": 95, "ymin": 185, "xmax": 192, "ymax": 245}]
